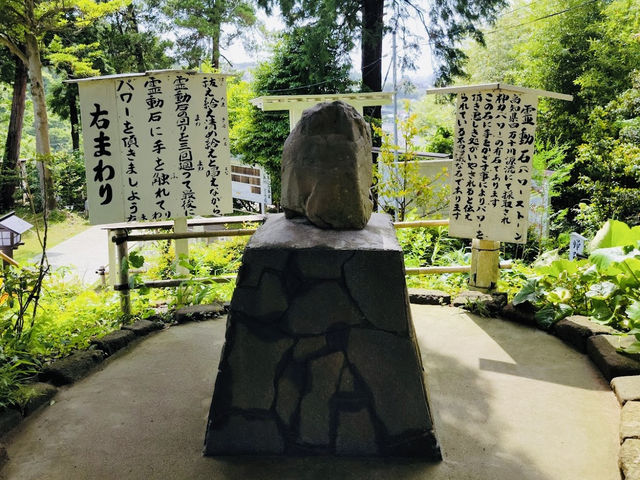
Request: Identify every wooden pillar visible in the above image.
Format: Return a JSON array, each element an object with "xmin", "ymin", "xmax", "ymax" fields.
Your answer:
[
  {"xmin": 469, "ymin": 239, "xmax": 500, "ymax": 292},
  {"xmin": 113, "ymin": 228, "xmax": 131, "ymax": 317},
  {"xmin": 174, "ymin": 217, "xmax": 189, "ymax": 276},
  {"xmin": 107, "ymin": 229, "xmax": 117, "ymax": 286}
]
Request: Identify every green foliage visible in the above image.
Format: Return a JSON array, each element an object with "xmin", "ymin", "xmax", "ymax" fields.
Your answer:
[
  {"xmin": 572, "ymin": 72, "xmax": 640, "ymax": 232},
  {"xmin": 162, "ymin": 0, "xmax": 256, "ymax": 68},
  {"xmin": 513, "ymin": 218, "xmax": 640, "ymax": 332},
  {"xmin": 23, "ymin": 151, "xmax": 87, "ymax": 212},
  {"xmin": 459, "ymin": 0, "xmax": 640, "ymax": 223},
  {"xmin": 373, "ymin": 108, "xmax": 450, "ymax": 221}
]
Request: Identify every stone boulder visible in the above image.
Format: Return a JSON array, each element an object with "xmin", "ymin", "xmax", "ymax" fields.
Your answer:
[{"xmin": 281, "ymin": 101, "xmax": 373, "ymax": 230}]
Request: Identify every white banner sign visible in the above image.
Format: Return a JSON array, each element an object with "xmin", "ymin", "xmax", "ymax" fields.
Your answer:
[
  {"xmin": 77, "ymin": 71, "xmax": 232, "ymax": 224},
  {"xmin": 449, "ymin": 89, "xmax": 538, "ymax": 243}
]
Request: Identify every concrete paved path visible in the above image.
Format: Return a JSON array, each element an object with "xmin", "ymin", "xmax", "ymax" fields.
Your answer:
[
  {"xmin": 37, "ymin": 225, "xmax": 110, "ymax": 285},
  {"xmin": 1, "ymin": 305, "xmax": 620, "ymax": 480}
]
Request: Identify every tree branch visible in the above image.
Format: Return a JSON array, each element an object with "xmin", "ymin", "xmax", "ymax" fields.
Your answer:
[{"xmin": 0, "ymin": 34, "xmax": 28, "ymax": 66}]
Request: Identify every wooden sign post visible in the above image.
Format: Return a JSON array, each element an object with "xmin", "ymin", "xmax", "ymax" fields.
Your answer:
[{"xmin": 427, "ymin": 83, "xmax": 572, "ymax": 292}]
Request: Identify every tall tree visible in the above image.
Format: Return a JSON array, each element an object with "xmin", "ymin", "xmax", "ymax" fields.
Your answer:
[
  {"xmin": 0, "ymin": 50, "xmax": 28, "ymax": 211},
  {"xmin": 162, "ymin": 0, "xmax": 257, "ymax": 69},
  {"xmin": 97, "ymin": 1, "xmax": 174, "ymax": 74},
  {"xmin": 0, "ymin": 0, "xmax": 127, "ymax": 210},
  {"xmin": 258, "ymin": 0, "xmax": 507, "ymax": 94}
]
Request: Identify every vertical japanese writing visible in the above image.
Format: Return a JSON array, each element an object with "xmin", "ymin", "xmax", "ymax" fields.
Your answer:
[
  {"xmin": 145, "ymin": 76, "xmax": 171, "ymax": 220},
  {"xmin": 89, "ymin": 103, "xmax": 114, "ymax": 206},
  {"xmin": 174, "ymin": 75, "xmax": 196, "ymax": 216},
  {"xmin": 202, "ymin": 76, "xmax": 226, "ymax": 215},
  {"xmin": 449, "ymin": 89, "xmax": 538, "ymax": 243},
  {"xmin": 118, "ymin": 79, "xmax": 140, "ymax": 221}
]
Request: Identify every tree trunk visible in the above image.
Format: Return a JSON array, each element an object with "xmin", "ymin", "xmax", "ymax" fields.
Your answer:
[
  {"xmin": 361, "ymin": 0, "xmax": 384, "ymax": 97},
  {"xmin": 69, "ymin": 87, "xmax": 80, "ymax": 151},
  {"xmin": 361, "ymin": 0, "xmax": 384, "ymax": 209},
  {"xmin": 0, "ymin": 55, "xmax": 28, "ymax": 211},
  {"xmin": 25, "ymin": 33, "xmax": 56, "ymax": 211},
  {"xmin": 126, "ymin": 4, "xmax": 146, "ymax": 72},
  {"xmin": 210, "ymin": 0, "xmax": 224, "ymax": 69}
]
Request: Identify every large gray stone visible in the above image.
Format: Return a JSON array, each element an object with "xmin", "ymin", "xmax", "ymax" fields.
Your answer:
[
  {"xmin": 612, "ymin": 375, "xmax": 640, "ymax": 405},
  {"xmin": 621, "ymin": 401, "xmax": 640, "ymax": 441},
  {"xmin": 620, "ymin": 438, "xmax": 640, "ymax": 480},
  {"xmin": 281, "ymin": 101, "xmax": 373, "ymax": 230}
]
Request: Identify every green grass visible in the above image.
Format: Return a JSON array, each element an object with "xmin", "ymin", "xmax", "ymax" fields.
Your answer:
[{"xmin": 12, "ymin": 209, "xmax": 91, "ymax": 264}]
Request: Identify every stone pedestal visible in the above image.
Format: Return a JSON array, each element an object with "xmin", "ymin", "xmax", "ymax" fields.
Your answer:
[{"xmin": 203, "ymin": 213, "xmax": 440, "ymax": 458}]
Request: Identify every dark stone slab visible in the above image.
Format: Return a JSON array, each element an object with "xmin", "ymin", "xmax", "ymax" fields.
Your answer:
[
  {"xmin": 22, "ymin": 382, "xmax": 58, "ymax": 416},
  {"xmin": 344, "ymin": 252, "xmax": 409, "ymax": 334},
  {"xmin": 231, "ymin": 271, "xmax": 288, "ymax": 320},
  {"xmin": 299, "ymin": 352, "xmax": 345, "ymax": 446},
  {"xmin": 293, "ymin": 250, "xmax": 351, "ymax": 280},
  {"xmin": 90, "ymin": 329, "xmax": 136, "ymax": 356},
  {"xmin": 204, "ymin": 414, "xmax": 285, "ymax": 455},
  {"xmin": 174, "ymin": 303, "xmax": 224, "ymax": 323},
  {"xmin": 285, "ymin": 282, "xmax": 363, "ymax": 335},
  {"xmin": 225, "ymin": 322, "xmax": 294, "ymax": 412},
  {"xmin": 40, "ymin": 350, "xmax": 104, "ymax": 386},
  {"xmin": 408, "ymin": 289, "xmax": 451, "ymax": 305},
  {"xmin": 292, "ymin": 336, "xmax": 326, "ymax": 361},
  {"xmin": 348, "ymin": 328, "xmax": 432, "ymax": 437},
  {"xmin": 554, "ymin": 315, "xmax": 616, "ymax": 353},
  {"xmin": 500, "ymin": 302, "xmax": 537, "ymax": 327},
  {"xmin": 452, "ymin": 290, "xmax": 507, "ymax": 316},
  {"xmin": 236, "ymin": 249, "xmax": 290, "ymax": 288},
  {"xmin": 336, "ymin": 409, "xmax": 377, "ymax": 455},
  {"xmin": 122, "ymin": 319, "xmax": 164, "ymax": 336},
  {"xmin": 0, "ymin": 442, "xmax": 7, "ymax": 469},
  {"xmin": 587, "ymin": 335, "xmax": 640, "ymax": 381},
  {"xmin": 0, "ymin": 409, "xmax": 21, "ymax": 437}
]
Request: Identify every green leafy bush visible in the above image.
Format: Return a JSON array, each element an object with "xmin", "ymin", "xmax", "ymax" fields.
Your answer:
[{"xmin": 513, "ymin": 219, "xmax": 640, "ymax": 331}]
